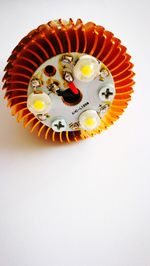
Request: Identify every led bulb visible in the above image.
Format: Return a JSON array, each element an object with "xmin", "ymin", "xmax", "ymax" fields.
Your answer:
[
  {"xmin": 27, "ymin": 92, "xmax": 52, "ymax": 115},
  {"xmin": 73, "ymin": 55, "xmax": 100, "ymax": 82},
  {"xmin": 79, "ymin": 110, "xmax": 101, "ymax": 131}
]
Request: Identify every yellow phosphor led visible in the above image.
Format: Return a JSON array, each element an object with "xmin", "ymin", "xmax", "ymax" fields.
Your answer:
[
  {"xmin": 73, "ymin": 55, "xmax": 100, "ymax": 82},
  {"xmin": 79, "ymin": 110, "xmax": 101, "ymax": 131},
  {"xmin": 33, "ymin": 100, "xmax": 45, "ymax": 111},
  {"xmin": 27, "ymin": 92, "xmax": 52, "ymax": 115},
  {"xmin": 81, "ymin": 65, "xmax": 93, "ymax": 76}
]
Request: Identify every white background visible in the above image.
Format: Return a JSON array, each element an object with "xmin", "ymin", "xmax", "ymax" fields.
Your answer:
[{"xmin": 0, "ymin": 0, "xmax": 150, "ymax": 265}]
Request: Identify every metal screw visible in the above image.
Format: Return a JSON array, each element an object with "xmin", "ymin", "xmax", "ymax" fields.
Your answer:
[
  {"xmin": 99, "ymin": 85, "xmax": 115, "ymax": 101},
  {"xmin": 51, "ymin": 118, "xmax": 67, "ymax": 132}
]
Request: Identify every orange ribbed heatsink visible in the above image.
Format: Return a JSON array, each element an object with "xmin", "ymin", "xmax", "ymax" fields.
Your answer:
[{"xmin": 2, "ymin": 19, "xmax": 135, "ymax": 143}]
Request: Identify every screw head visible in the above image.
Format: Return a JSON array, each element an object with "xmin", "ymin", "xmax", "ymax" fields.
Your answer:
[
  {"xmin": 99, "ymin": 84, "xmax": 115, "ymax": 102},
  {"xmin": 51, "ymin": 118, "xmax": 67, "ymax": 132}
]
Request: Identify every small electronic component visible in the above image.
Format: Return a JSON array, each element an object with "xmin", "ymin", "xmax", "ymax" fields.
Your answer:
[
  {"xmin": 27, "ymin": 92, "xmax": 52, "ymax": 115},
  {"xmin": 64, "ymin": 72, "xmax": 74, "ymax": 83},
  {"xmin": 79, "ymin": 110, "xmax": 101, "ymax": 131},
  {"xmin": 73, "ymin": 55, "xmax": 100, "ymax": 82},
  {"xmin": 2, "ymin": 19, "xmax": 135, "ymax": 143}
]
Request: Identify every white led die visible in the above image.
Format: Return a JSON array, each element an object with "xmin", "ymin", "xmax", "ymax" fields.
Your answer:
[
  {"xmin": 27, "ymin": 92, "xmax": 52, "ymax": 115},
  {"xmin": 73, "ymin": 55, "xmax": 100, "ymax": 82},
  {"xmin": 79, "ymin": 110, "xmax": 101, "ymax": 131}
]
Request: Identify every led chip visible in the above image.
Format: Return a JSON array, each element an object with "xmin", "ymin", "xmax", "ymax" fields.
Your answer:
[
  {"xmin": 73, "ymin": 55, "xmax": 100, "ymax": 82},
  {"xmin": 79, "ymin": 110, "xmax": 101, "ymax": 131},
  {"xmin": 27, "ymin": 92, "xmax": 52, "ymax": 115}
]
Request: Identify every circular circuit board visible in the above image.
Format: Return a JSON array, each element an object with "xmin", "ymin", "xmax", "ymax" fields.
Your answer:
[{"xmin": 27, "ymin": 52, "xmax": 115, "ymax": 132}]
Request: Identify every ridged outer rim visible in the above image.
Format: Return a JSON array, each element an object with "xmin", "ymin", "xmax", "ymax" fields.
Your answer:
[{"xmin": 2, "ymin": 19, "xmax": 135, "ymax": 143}]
